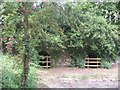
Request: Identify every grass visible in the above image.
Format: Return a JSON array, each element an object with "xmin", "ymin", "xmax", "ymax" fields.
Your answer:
[
  {"xmin": 1, "ymin": 54, "xmax": 38, "ymax": 88},
  {"xmin": 62, "ymin": 74, "xmax": 69, "ymax": 78},
  {"xmin": 0, "ymin": 52, "xmax": 2, "ymax": 88},
  {"xmin": 72, "ymin": 75, "xmax": 88, "ymax": 80},
  {"xmin": 72, "ymin": 73, "xmax": 106, "ymax": 80},
  {"xmin": 61, "ymin": 73, "xmax": 104, "ymax": 80}
]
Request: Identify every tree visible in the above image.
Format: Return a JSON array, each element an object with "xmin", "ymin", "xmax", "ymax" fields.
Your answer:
[
  {"xmin": 1, "ymin": 2, "xmax": 32, "ymax": 87},
  {"xmin": 1, "ymin": 2, "xmax": 120, "ymax": 87},
  {"xmin": 57, "ymin": 2, "xmax": 119, "ymax": 61},
  {"xmin": 19, "ymin": 2, "xmax": 30, "ymax": 88}
]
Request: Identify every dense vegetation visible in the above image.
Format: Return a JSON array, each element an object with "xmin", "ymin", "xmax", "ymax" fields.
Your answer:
[
  {"xmin": 0, "ymin": 1, "xmax": 120, "ymax": 88},
  {"xmin": 1, "ymin": 54, "xmax": 37, "ymax": 88}
]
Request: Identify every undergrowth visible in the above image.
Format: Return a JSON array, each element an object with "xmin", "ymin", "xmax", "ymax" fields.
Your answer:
[{"xmin": 0, "ymin": 54, "xmax": 38, "ymax": 88}]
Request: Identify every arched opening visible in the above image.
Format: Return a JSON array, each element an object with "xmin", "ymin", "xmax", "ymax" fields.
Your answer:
[
  {"xmin": 85, "ymin": 52, "xmax": 101, "ymax": 68},
  {"xmin": 38, "ymin": 51, "xmax": 51, "ymax": 68},
  {"xmin": 88, "ymin": 53, "xmax": 98, "ymax": 58}
]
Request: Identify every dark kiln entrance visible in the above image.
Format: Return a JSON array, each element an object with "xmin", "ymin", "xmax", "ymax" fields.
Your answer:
[
  {"xmin": 85, "ymin": 53, "xmax": 101, "ymax": 68},
  {"xmin": 38, "ymin": 51, "xmax": 51, "ymax": 68}
]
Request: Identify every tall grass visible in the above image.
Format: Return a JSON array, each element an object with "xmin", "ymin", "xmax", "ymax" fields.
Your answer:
[{"xmin": 0, "ymin": 54, "xmax": 37, "ymax": 88}]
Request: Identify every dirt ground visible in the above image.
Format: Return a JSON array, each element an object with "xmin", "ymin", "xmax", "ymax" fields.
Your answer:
[{"xmin": 36, "ymin": 63, "xmax": 119, "ymax": 88}]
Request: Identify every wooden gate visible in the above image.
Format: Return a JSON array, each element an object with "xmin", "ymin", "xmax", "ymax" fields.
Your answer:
[
  {"xmin": 39, "ymin": 56, "xmax": 51, "ymax": 69},
  {"xmin": 85, "ymin": 58, "xmax": 101, "ymax": 68}
]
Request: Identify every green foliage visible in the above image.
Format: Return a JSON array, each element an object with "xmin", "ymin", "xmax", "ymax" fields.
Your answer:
[
  {"xmin": 57, "ymin": 2, "xmax": 119, "ymax": 62},
  {"xmin": 0, "ymin": 2, "xmax": 119, "ymax": 89},
  {"xmin": 71, "ymin": 54, "xmax": 85, "ymax": 68},
  {"xmin": 1, "ymin": 2, "xmax": 119, "ymax": 68},
  {"xmin": 1, "ymin": 55, "xmax": 21, "ymax": 88},
  {"xmin": 101, "ymin": 59, "xmax": 112, "ymax": 69},
  {"xmin": 27, "ymin": 66, "xmax": 38, "ymax": 88},
  {"xmin": 1, "ymin": 55, "xmax": 37, "ymax": 88}
]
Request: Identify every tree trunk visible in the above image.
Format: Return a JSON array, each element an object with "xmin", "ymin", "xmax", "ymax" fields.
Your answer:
[{"xmin": 21, "ymin": 2, "xmax": 30, "ymax": 88}]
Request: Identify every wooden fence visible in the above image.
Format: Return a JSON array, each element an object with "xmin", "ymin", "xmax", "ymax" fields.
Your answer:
[
  {"xmin": 85, "ymin": 58, "xmax": 101, "ymax": 68},
  {"xmin": 39, "ymin": 56, "xmax": 51, "ymax": 69}
]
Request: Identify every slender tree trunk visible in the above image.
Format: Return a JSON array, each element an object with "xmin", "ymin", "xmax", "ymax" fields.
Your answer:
[{"xmin": 21, "ymin": 2, "xmax": 30, "ymax": 88}]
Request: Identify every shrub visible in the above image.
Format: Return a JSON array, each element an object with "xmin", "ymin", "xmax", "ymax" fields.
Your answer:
[
  {"xmin": 101, "ymin": 59, "xmax": 112, "ymax": 69},
  {"xmin": 71, "ymin": 54, "xmax": 85, "ymax": 68},
  {"xmin": 1, "ymin": 55, "xmax": 21, "ymax": 88},
  {"xmin": 1, "ymin": 54, "xmax": 38, "ymax": 88},
  {"xmin": 1, "ymin": 2, "xmax": 119, "ymax": 68},
  {"xmin": 27, "ymin": 66, "xmax": 38, "ymax": 88}
]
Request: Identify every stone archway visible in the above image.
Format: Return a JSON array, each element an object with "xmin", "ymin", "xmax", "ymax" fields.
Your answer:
[{"xmin": 38, "ymin": 51, "xmax": 51, "ymax": 68}]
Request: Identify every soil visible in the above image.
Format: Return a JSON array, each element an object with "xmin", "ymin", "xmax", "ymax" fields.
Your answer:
[{"xmin": 36, "ymin": 63, "xmax": 119, "ymax": 88}]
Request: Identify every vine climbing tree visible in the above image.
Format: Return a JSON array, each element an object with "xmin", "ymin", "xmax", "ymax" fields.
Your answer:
[{"xmin": 19, "ymin": 2, "xmax": 30, "ymax": 88}]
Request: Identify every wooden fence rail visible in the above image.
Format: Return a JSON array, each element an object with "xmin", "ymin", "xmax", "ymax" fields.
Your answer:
[
  {"xmin": 39, "ymin": 56, "xmax": 51, "ymax": 69},
  {"xmin": 85, "ymin": 58, "xmax": 101, "ymax": 68}
]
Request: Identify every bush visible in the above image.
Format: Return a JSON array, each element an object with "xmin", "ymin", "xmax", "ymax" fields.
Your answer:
[
  {"xmin": 27, "ymin": 66, "xmax": 38, "ymax": 88},
  {"xmin": 71, "ymin": 54, "xmax": 85, "ymax": 68},
  {"xmin": 1, "ymin": 54, "xmax": 38, "ymax": 88},
  {"xmin": 101, "ymin": 59, "xmax": 112, "ymax": 69},
  {"xmin": 1, "ymin": 2, "xmax": 119, "ymax": 68},
  {"xmin": 1, "ymin": 55, "xmax": 21, "ymax": 88}
]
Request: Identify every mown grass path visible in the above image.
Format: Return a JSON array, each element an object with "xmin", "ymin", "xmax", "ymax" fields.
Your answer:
[{"xmin": 36, "ymin": 63, "xmax": 119, "ymax": 88}]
